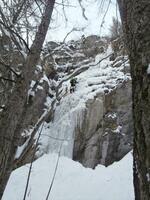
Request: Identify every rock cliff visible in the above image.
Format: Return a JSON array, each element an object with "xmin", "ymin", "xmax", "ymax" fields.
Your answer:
[
  {"xmin": 39, "ymin": 35, "xmax": 133, "ymax": 168},
  {"xmin": 12, "ymin": 35, "xmax": 133, "ymax": 168},
  {"xmin": 73, "ymin": 79, "xmax": 132, "ymax": 168}
]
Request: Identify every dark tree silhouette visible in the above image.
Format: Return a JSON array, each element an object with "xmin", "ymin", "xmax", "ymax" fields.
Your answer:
[
  {"xmin": 117, "ymin": 0, "xmax": 150, "ymax": 199},
  {"xmin": 0, "ymin": 0, "xmax": 55, "ymax": 198}
]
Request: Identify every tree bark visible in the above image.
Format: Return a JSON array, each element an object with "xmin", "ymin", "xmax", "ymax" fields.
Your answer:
[
  {"xmin": 0, "ymin": 0, "xmax": 55, "ymax": 198},
  {"xmin": 117, "ymin": 0, "xmax": 150, "ymax": 199}
]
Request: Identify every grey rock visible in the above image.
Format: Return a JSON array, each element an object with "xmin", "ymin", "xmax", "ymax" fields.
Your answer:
[{"xmin": 73, "ymin": 79, "xmax": 133, "ymax": 168}]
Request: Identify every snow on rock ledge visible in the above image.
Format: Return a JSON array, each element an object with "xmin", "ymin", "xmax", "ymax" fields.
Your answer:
[{"xmin": 73, "ymin": 79, "xmax": 133, "ymax": 168}]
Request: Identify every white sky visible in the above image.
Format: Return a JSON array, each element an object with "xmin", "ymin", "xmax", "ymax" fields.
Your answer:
[{"xmin": 46, "ymin": 0, "xmax": 119, "ymax": 42}]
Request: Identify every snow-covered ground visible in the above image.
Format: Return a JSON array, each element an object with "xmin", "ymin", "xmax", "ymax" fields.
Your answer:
[{"xmin": 3, "ymin": 152, "xmax": 134, "ymax": 200}]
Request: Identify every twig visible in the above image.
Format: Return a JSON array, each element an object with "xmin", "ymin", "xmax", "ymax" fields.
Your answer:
[
  {"xmin": 55, "ymin": 2, "xmax": 76, "ymax": 7},
  {"xmin": 14, "ymin": 99, "xmax": 56, "ymax": 167},
  {"xmin": 22, "ymin": 123, "xmax": 45, "ymax": 200},
  {"xmin": 0, "ymin": 76, "xmax": 16, "ymax": 83},
  {"xmin": 78, "ymin": 0, "xmax": 88, "ymax": 21},
  {"xmin": 0, "ymin": 60, "xmax": 21, "ymax": 77},
  {"xmin": 63, "ymin": 27, "xmax": 85, "ymax": 43},
  {"xmin": 0, "ymin": 19, "xmax": 30, "ymax": 52},
  {"xmin": 100, "ymin": 0, "xmax": 111, "ymax": 35},
  {"xmin": 41, "ymin": 134, "xmax": 71, "ymax": 142},
  {"xmin": 45, "ymin": 141, "xmax": 63, "ymax": 200},
  {"xmin": 62, "ymin": 0, "xmax": 68, "ymax": 24}
]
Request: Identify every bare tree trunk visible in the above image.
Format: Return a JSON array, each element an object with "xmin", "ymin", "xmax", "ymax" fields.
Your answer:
[
  {"xmin": 0, "ymin": 0, "xmax": 55, "ymax": 198},
  {"xmin": 117, "ymin": 0, "xmax": 150, "ymax": 199}
]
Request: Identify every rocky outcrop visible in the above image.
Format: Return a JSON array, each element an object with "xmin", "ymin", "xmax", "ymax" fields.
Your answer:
[
  {"xmin": 73, "ymin": 79, "xmax": 133, "ymax": 168},
  {"xmin": 81, "ymin": 35, "xmax": 106, "ymax": 57},
  {"xmin": 9, "ymin": 35, "xmax": 133, "ymax": 169},
  {"xmin": 41, "ymin": 35, "xmax": 133, "ymax": 168}
]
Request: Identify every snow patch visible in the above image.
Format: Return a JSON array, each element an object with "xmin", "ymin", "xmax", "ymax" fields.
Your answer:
[
  {"xmin": 147, "ymin": 64, "xmax": 150, "ymax": 74},
  {"xmin": 3, "ymin": 152, "xmax": 134, "ymax": 200},
  {"xmin": 146, "ymin": 173, "xmax": 150, "ymax": 182}
]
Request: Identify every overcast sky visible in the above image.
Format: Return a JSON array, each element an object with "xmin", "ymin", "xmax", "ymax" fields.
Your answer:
[{"xmin": 46, "ymin": 0, "xmax": 119, "ymax": 42}]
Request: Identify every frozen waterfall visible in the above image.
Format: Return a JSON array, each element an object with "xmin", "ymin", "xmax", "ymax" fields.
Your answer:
[{"xmin": 39, "ymin": 93, "xmax": 86, "ymax": 158}]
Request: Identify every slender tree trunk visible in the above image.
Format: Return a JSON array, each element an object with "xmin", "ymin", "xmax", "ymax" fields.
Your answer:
[
  {"xmin": 117, "ymin": 0, "xmax": 150, "ymax": 199},
  {"xmin": 0, "ymin": 0, "xmax": 55, "ymax": 198}
]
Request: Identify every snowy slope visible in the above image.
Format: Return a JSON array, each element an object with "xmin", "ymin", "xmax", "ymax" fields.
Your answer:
[{"xmin": 3, "ymin": 152, "xmax": 134, "ymax": 200}]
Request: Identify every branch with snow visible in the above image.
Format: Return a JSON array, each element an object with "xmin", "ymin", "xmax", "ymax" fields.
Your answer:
[{"xmin": 14, "ymin": 98, "xmax": 56, "ymax": 168}]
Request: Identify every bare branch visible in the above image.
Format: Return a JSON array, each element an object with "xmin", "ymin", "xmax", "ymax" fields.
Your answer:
[
  {"xmin": 78, "ymin": 0, "xmax": 88, "ymax": 21},
  {"xmin": 12, "ymin": 0, "xmax": 26, "ymax": 25},
  {"xmin": 63, "ymin": 27, "xmax": 85, "ymax": 43},
  {"xmin": 14, "ymin": 98, "xmax": 56, "ymax": 168},
  {"xmin": 100, "ymin": 0, "xmax": 112, "ymax": 35},
  {"xmin": 0, "ymin": 59, "xmax": 21, "ymax": 77},
  {"xmin": 45, "ymin": 141, "xmax": 62, "ymax": 200},
  {"xmin": 22, "ymin": 122, "xmax": 44, "ymax": 200},
  {"xmin": 0, "ymin": 76, "xmax": 16, "ymax": 83}
]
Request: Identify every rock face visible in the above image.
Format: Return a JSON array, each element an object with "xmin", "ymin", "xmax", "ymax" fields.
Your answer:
[
  {"xmin": 73, "ymin": 79, "xmax": 133, "ymax": 168},
  {"xmin": 41, "ymin": 35, "xmax": 133, "ymax": 168},
  {"xmin": 81, "ymin": 35, "xmax": 106, "ymax": 57},
  {"xmin": 10, "ymin": 34, "xmax": 133, "ymax": 169}
]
